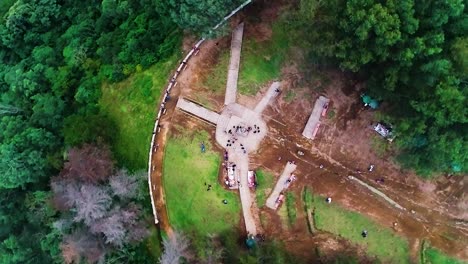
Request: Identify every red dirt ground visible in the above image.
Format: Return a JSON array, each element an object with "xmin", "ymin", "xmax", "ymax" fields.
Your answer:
[{"xmin": 151, "ymin": 1, "xmax": 468, "ymax": 262}]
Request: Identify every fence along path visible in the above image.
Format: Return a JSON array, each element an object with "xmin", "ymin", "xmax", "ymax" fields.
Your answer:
[{"xmin": 147, "ymin": 0, "xmax": 252, "ymax": 224}]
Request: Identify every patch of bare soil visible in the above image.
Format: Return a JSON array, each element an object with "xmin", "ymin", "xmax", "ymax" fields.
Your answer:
[
  {"xmin": 154, "ymin": 0, "xmax": 467, "ymax": 262},
  {"xmin": 265, "ymin": 69, "xmax": 468, "ymax": 260}
]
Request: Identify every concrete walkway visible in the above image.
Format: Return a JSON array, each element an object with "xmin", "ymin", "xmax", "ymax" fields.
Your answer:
[
  {"xmin": 224, "ymin": 23, "xmax": 244, "ymax": 105},
  {"xmin": 266, "ymin": 162, "xmax": 297, "ymax": 210},
  {"xmin": 254, "ymin": 82, "xmax": 281, "ymax": 114},
  {"xmin": 231, "ymin": 152, "xmax": 257, "ymax": 235},
  {"xmin": 174, "ymin": 24, "xmax": 284, "ymax": 236},
  {"xmin": 176, "ymin": 98, "xmax": 220, "ymax": 124},
  {"xmin": 302, "ymin": 96, "xmax": 330, "ymax": 139}
]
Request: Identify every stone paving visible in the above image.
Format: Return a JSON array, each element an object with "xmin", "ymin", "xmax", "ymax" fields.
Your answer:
[
  {"xmin": 254, "ymin": 82, "xmax": 281, "ymax": 114},
  {"xmin": 176, "ymin": 98, "xmax": 220, "ymax": 124},
  {"xmin": 225, "ymin": 23, "xmax": 244, "ymax": 105},
  {"xmin": 175, "ymin": 24, "xmax": 283, "ymax": 236},
  {"xmin": 265, "ymin": 162, "xmax": 298, "ymax": 210},
  {"xmin": 302, "ymin": 95, "xmax": 330, "ymax": 139}
]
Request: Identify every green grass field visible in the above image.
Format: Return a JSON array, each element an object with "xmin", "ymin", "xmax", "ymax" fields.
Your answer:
[
  {"xmin": 163, "ymin": 131, "xmax": 241, "ymax": 237},
  {"xmin": 305, "ymin": 188, "xmax": 410, "ymax": 263},
  {"xmin": 255, "ymin": 169, "xmax": 275, "ymax": 207},
  {"xmin": 423, "ymin": 246, "xmax": 466, "ymax": 264},
  {"xmin": 204, "ymin": 21, "xmax": 290, "ymax": 95},
  {"xmin": 100, "ymin": 54, "xmax": 179, "ymax": 170},
  {"xmin": 285, "ymin": 192, "xmax": 297, "ymax": 227}
]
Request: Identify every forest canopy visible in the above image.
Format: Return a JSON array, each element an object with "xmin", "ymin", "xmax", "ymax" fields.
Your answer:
[
  {"xmin": 0, "ymin": 0, "xmax": 181, "ymax": 262},
  {"xmin": 296, "ymin": 0, "xmax": 467, "ymax": 175}
]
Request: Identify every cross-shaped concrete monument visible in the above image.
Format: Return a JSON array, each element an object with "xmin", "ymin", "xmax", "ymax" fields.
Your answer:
[{"xmin": 175, "ymin": 23, "xmax": 283, "ymax": 235}]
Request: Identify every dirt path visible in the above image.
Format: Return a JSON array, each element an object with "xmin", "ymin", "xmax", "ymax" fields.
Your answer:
[
  {"xmin": 149, "ymin": 39, "xmax": 222, "ymax": 238},
  {"xmin": 348, "ymin": 175, "xmax": 405, "ymax": 210},
  {"xmin": 149, "ymin": 2, "xmax": 467, "ymax": 261}
]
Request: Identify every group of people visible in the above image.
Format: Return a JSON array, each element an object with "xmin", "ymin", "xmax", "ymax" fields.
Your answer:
[
  {"xmin": 252, "ymin": 124, "xmax": 261, "ymax": 134},
  {"xmin": 225, "ymin": 133, "xmax": 248, "ymax": 154}
]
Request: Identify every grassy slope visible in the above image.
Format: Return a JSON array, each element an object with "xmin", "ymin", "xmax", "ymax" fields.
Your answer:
[
  {"xmin": 237, "ymin": 22, "xmax": 289, "ymax": 95},
  {"xmin": 424, "ymin": 247, "xmax": 466, "ymax": 264},
  {"xmin": 255, "ymin": 169, "xmax": 275, "ymax": 207},
  {"xmin": 307, "ymin": 188, "xmax": 410, "ymax": 263},
  {"xmin": 285, "ymin": 192, "xmax": 297, "ymax": 226},
  {"xmin": 163, "ymin": 131, "xmax": 241, "ymax": 236},
  {"xmin": 100, "ymin": 54, "xmax": 179, "ymax": 170},
  {"xmin": 204, "ymin": 21, "xmax": 290, "ymax": 95}
]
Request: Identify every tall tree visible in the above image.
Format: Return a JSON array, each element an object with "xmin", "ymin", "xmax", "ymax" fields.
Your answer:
[
  {"xmin": 159, "ymin": 231, "xmax": 191, "ymax": 264},
  {"xmin": 62, "ymin": 144, "xmax": 114, "ymax": 183},
  {"xmin": 297, "ymin": 0, "xmax": 467, "ymax": 174},
  {"xmin": 159, "ymin": 0, "xmax": 245, "ymax": 35}
]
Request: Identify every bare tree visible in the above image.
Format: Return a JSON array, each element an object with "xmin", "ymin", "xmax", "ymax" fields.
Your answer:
[
  {"xmin": 90, "ymin": 204, "xmax": 148, "ymax": 247},
  {"xmin": 52, "ymin": 218, "xmax": 73, "ymax": 233},
  {"xmin": 51, "ymin": 178, "xmax": 80, "ymax": 211},
  {"xmin": 63, "ymin": 144, "xmax": 113, "ymax": 183},
  {"xmin": 201, "ymin": 234, "xmax": 224, "ymax": 264},
  {"xmin": 73, "ymin": 184, "xmax": 112, "ymax": 225},
  {"xmin": 61, "ymin": 229, "xmax": 104, "ymax": 264},
  {"xmin": 159, "ymin": 231, "xmax": 191, "ymax": 264},
  {"xmin": 127, "ymin": 221, "xmax": 149, "ymax": 242},
  {"xmin": 109, "ymin": 169, "xmax": 138, "ymax": 199},
  {"xmin": 0, "ymin": 103, "xmax": 22, "ymax": 115},
  {"xmin": 73, "ymin": 45, "xmax": 88, "ymax": 65},
  {"xmin": 90, "ymin": 209, "xmax": 126, "ymax": 247}
]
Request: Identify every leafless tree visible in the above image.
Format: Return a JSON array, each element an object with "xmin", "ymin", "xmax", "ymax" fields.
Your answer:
[
  {"xmin": 159, "ymin": 231, "xmax": 191, "ymax": 264},
  {"xmin": 63, "ymin": 144, "xmax": 113, "ymax": 183},
  {"xmin": 201, "ymin": 234, "xmax": 224, "ymax": 264},
  {"xmin": 90, "ymin": 208, "xmax": 126, "ymax": 247},
  {"xmin": 127, "ymin": 221, "xmax": 149, "ymax": 242},
  {"xmin": 61, "ymin": 229, "xmax": 105, "ymax": 264},
  {"xmin": 51, "ymin": 178, "xmax": 80, "ymax": 211},
  {"xmin": 0, "ymin": 103, "xmax": 22, "ymax": 115},
  {"xmin": 109, "ymin": 169, "xmax": 138, "ymax": 199},
  {"xmin": 73, "ymin": 45, "xmax": 88, "ymax": 65},
  {"xmin": 90, "ymin": 204, "xmax": 148, "ymax": 247},
  {"xmin": 52, "ymin": 218, "xmax": 73, "ymax": 233},
  {"xmin": 73, "ymin": 184, "xmax": 112, "ymax": 225}
]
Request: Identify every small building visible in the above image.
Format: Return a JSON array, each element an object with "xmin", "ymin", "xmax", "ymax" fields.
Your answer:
[
  {"xmin": 373, "ymin": 123, "xmax": 394, "ymax": 142},
  {"xmin": 303, "ymin": 96, "xmax": 330, "ymax": 140}
]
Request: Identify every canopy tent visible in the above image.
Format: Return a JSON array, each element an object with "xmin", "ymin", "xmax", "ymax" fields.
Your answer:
[
  {"xmin": 451, "ymin": 163, "xmax": 462, "ymax": 172},
  {"xmin": 361, "ymin": 94, "xmax": 379, "ymax": 109},
  {"xmin": 246, "ymin": 235, "xmax": 256, "ymax": 249}
]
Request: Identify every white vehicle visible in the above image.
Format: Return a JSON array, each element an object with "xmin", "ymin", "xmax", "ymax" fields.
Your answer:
[{"xmin": 373, "ymin": 123, "xmax": 395, "ymax": 142}]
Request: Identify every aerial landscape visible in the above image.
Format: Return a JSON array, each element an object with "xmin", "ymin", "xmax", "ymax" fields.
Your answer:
[{"xmin": 0, "ymin": 0, "xmax": 466, "ymax": 263}]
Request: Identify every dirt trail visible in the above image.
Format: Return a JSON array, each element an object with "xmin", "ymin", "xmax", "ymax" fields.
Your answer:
[
  {"xmin": 150, "ymin": 1, "xmax": 468, "ymax": 262},
  {"xmin": 149, "ymin": 39, "xmax": 222, "ymax": 238},
  {"xmin": 261, "ymin": 79, "xmax": 468, "ymax": 260}
]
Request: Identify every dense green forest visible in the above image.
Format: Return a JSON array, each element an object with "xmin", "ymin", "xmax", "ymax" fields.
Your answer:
[
  {"xmin": 0, "ymin": 0, "xmax": 180, "ymax": 262},
  {"xmin": 0, "ymin": 0, "xmax": 466, "ymax": 263},
  {"xmin": 294, "ymin": 0, "xmax": 467, "ymax": 175},
  {"xmin": 0, "ymin": 0, "xmax": 245, "ymax": 262}
]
